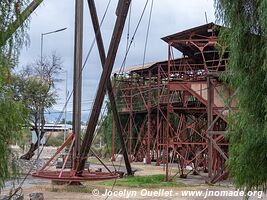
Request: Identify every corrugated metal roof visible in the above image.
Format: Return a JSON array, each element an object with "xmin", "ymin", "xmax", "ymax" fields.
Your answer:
[
  {"xmin": 113, "ymin": 23, "xmax": 221, "ymax": 75},
  {"xmin": 161, "ymin": 23, "xmax": 221, "ymax": 60},
  {"xmin": 161, "ymin": 23, "xmax": 218, "ymax": 43},
  {"xmin": 112, "ymin": 58, "xmax": 185, "ymax": 75},
  {"xmin": 112, "ymin": 62, "xmax": 157, "ymax": 74}
]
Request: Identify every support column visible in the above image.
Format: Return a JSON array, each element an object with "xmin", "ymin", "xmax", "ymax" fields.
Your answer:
[
  {"xmin": 156, "ymin": 64, "xmax": 160, "ymax": 166},
  {"xmin": 129, "ymin": 78, "xmax": 133, "ymax": 162},
  {"xmin": 165, "ymin": 43, "xmax": 171, "ymax": 181},
  {"xmin": 207, "ymin": 76, "xmax": 214, "ymax": 181},
  {"xmin": 72, "ymin": 0, "xmax": 83, "ymax": 165},
  {"xmin": 111, "ymin": 77, "xmax": 117, "ymax": 162},
  {"xmin": 146, "ymin": 69, "xmax": 152, "ymax": 164}
]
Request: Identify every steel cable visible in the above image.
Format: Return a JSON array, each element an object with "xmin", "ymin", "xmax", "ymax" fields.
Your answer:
[{"xmin": 7, "ymin": 0, "xmax": 112, "ymax": 198}]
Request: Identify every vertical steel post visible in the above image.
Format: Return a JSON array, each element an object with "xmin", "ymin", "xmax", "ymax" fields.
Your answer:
[
  {"xmin": 146, "ymin": 69, "xmax": 152, "ymax": 164},
  {"xmin": 207, "ymin": 76, "xmax": 213, "ymax": 181},
  {"xmin": 40, "ymin": 34, "xmax": 44, "ymax": 65},
  {"xmin": 72, "ymin": 0, "xmax": 84, "ymax": 164},
  {"xmin": 165, "ymin": 43, "xmax": 172, "ymax": 181},
  {"xmin": 129, "ymin": 78, "xmax": 133, "ymax": 162},
  {"xmin": 111, "ymin": 77, "xmax": 117, "ymax": 162},
  {"xmin": 64, "ymin": 70, "xmax": 68, "ymax": 142},
  {"xmin": 156, "ymin": 64, "xmax": 160, "ymax": 166}
]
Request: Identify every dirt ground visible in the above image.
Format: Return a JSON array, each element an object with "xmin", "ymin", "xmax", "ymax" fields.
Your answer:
[
  {"xmin": 18, "ymin": 188, "xmax": 267, "ymax": 200},
  {"xmin": 1, "ymin": 162, "xmax": 266, "ymax": 200}
]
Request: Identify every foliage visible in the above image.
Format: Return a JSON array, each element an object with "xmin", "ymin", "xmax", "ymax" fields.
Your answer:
[
  {"xmin": 97, "ymin": 75, "xmax": 154, "ymax": 159},
  {"xmin": 47, "ymin": 175, "xmax": 186, "ymax": 192},
  {"xmin": 0, "ymin": 0, "xmax": 31, "ymax": 190},
  {"xmin": 0, "ymin": 0, "xmax": 30, "ymax": 59},
  {"xmin": 14, "ymin": 53, "xmax": 62, "ymax": 160},
  {"xmin": 215, "ymin": 0, "xmax": 267, "ymax": 192},
  {"xmin": 60, "ymin": 118, "xmax": 72, "ymax": 125},
  {"xmin": 100, "ymin": 174, "xmax": 186, "ymax": 188},
  {"xmin": 17, "ymin": 128, "xmax": 32, "ymax": 149},
  {"xmin": 96, "ymin": 98, "xmax": 137, "ymax": 158},
  {"xmin": 0, "ymin": 89, "xmax": 28, "ymax": 189},
  {"xmin": 0, "ymin": 55, "xmax": 29, "ymax": 190},
  {"xmin": 95, "ymin": 101, "xmax": 115, "ymax": 157},
  {"xmin": 45, "ymin": 134, "xmax": 64, "ymax": 147}
]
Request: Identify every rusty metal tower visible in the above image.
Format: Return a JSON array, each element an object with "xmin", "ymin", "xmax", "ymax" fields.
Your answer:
[
  {"xmin": 32, "ymin": 0, "xmax": 133, "ymax": 182},
  {"xmin": 113, "ymin": 23, "xmax": 236, "ymax": 183}
]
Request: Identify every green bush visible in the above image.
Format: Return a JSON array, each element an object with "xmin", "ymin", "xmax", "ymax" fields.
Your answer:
[{"xmin": 46, "ymin": 134, "xmax": 64, "ymax": 147}]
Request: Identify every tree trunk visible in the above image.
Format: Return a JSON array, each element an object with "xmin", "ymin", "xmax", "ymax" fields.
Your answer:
[
  {"xmin": 20, "ymin": 142, "xmax": 38, "ymax": 160},
  {"xmin": 20, "ymin": 129, "xmax": 45, "ymax": 160}
]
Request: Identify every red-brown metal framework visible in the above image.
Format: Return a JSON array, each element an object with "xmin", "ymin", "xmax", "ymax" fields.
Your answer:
[
  {"xmin": 31, "ymin": 0, "xmax": 133, "ymax": 182},
  {"xmin": 112, "ymin": 23, "xmax": 236, "ymax": 183},
  {"xmin": 32, "ymin": 132, "xmax": 118, "ymax": 182}
]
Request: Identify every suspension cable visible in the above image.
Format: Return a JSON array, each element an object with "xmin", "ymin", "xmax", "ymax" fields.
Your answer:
[
  {"xmin": 124, "ymin": 1, "xmax": 132, "ymax": 67},
  {"xmin": 105, "ymin": 1, "xmax": 155, "ymax": 199},
  {"xmin": 7, "ymin": 1, "xmax": 112, "ymax": 198},
  {"xmin": 142, "ymin": 0, "xmax": 154, "ymax": 68},
  {"xmin": 119, "ymin": 0, "xmax": 149, "ymax": 74}
]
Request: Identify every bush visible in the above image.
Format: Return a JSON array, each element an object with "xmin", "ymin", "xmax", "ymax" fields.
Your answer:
[{"xmin": 46, "ymin": 134, "xmax": 64, "ymax": 147}]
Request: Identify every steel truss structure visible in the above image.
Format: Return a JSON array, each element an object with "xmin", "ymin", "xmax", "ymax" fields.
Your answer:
[
  {"xmin": 32, "ymin": 132, "xmax": 118, "ymax": 182},
  {"xmin": 112, "ymin": 23, "xmax": 237, "ymax": 183},
  {"xmin": 32, "ymin": 0, "xmax": 133, "ymax": 182}
]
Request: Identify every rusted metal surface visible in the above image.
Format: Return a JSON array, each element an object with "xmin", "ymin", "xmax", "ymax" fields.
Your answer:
[
  {"xmin": 112, "ymin": 23, "xmax": 236, "ymax": 183},
  {"xmin": 76, "ymin": 0, "xmax": 132, "ymax": 174},
  {"xmin": 72, "ymin": 0, "xmax": 84, "ymax": 165},
  {"xmin": 32, "ymin": 0, "xmax": 132, "ymax": 183},
  {"xmin": 32, "ymin": 132, "xmax": 119, "ymax": 182},
  {"xmin": 32, "ymin": 171, "xmax": 118, "ymax": 182},
  {"xmin": 86, "ymin": 0, "xmax": 132, "ymax": 175}
]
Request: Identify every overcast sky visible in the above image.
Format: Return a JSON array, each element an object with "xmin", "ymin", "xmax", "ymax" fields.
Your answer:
[{"xmin": 18, "ymin": 0, "xmax": 216, "ymax": 122}]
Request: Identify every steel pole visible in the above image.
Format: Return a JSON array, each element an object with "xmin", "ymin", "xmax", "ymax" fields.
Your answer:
[
  {"xmin": 40, "ymin": 27, "xmax": 67, "ymax": 66},
  {"xmin": 111, "ymin": 77, "xmax": 117, "ymax": 162},
  {"xmin": 129, "ymin": 85, "xmax": 133, "ymax": 162},
  {"xmin": 40, "ymin": 34, "xmax": 43, "ymax": 65},
  {"xmin": 39, "ymin": 27, "xmax": 66, "ymax": 163},
  {"xmin": 64, "ymin": 70, "xmax": 68, "ymax": 142},
  {"xmin": 156, "ymin": 64, "xmax": 161, "ymax": 166},
  {"xmin": 72, "ymin": 0, "xmax": 84, "ymax": 165},
  {"xmin": 146, "ymin": 69, "xmax": 152, "ymax": 164},
  {"xmin": 207, "ymin": 76, "xmax": 213, "ymax": 181},
  {"xmin": 165, "ymin": 43, "xmax": 172, "ymax": 181}
]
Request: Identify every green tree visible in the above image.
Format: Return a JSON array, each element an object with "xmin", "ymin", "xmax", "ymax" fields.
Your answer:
[
  {"xmin": 0, "ymin": 0, "xmax": 31, "ymax": 189},
  {"xmin": 14, "ymin": 53, "xmax": 62, "ymax": 160},
  {"xmin": 215, "ymin": 0, "xmax": 267, "ymax": 192},
  {"xmin": 0, "ymin": 69, "xmax": 28, "ymax": 189},
  {"xmin": 95, "ymin": 101, "xmax": 114, "ymax": 157}
]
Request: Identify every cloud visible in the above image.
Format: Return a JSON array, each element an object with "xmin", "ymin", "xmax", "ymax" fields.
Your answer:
[{"xmin": 19, "ymin": 0, "xmax": 215, "ymax": 120}]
